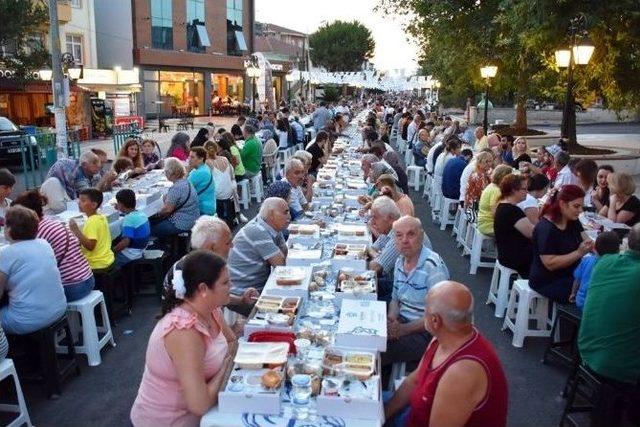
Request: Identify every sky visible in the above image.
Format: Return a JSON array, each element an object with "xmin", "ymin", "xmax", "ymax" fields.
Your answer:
[{"xmin": 254, "ymin": 0, "xmax": 419, "ymax": 74}]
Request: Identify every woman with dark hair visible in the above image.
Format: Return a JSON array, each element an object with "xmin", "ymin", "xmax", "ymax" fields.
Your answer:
[
  {"xmin": 12, "ymin": 190, "xmax": 94, "ymax": 301},
  {"xmin": 0, "ymin": 206, "xmax": 67, "ymax": 334},
  {"xmin": 517, "ymin": 173, "xmax": 550, "ymax": 225},
  {"xmin": 591, "ymin": 164, "xmax": 614, "ymax": 212},
  {"xmin": 118, "ymin": 139, "xmax": 146, "ymax": 174},
  {"xmin": 218, "ymin": 132, "xmax": 247, "ymax": 181},
  {"xmin": 306, "ymin": 130, "xmax": 328, "ymax": 176},
  {"xmin": 276, "ymin": 118, "xmax": 289, "ymax": 150},
  {"xmin": 131, "ymin": 250, "xmax": 236, "ymax": 426},
  {"xmin": 529, "ymin": 185, "xmax": 594, "ymax": 302},
  {"xmin": 493, "ymin": 174, "xmax": 534, "ymax": 278},
  {"xmin": 190, "ymin": 128, "xmax": 210, "ymax": 148},
  {"xmin": 166, "ymin": 132, "xmax": 190, "ymax": 161},
  {"xmin": 574, "ymin": 159, "xmax": 598, "ymax": 209}
]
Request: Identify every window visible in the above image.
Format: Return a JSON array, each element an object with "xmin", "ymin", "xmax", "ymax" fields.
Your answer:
[
  {"xmin": 65, "ymin": 34, "xmax": 83, "ymax": 64},
  {"xmin": 226, "ymin": 0, "xmax": 243, "ymax": 56},
  {"xmin": 186, "ymin": 0, "xmax": 207, "ymax": 52},
  {"xmin": 70, "ymin": 0, "xmax": 81, "ymax": 8},
  {"xmin": 151, "ymin": 0, "xmax": 173, "ymax": 50}
]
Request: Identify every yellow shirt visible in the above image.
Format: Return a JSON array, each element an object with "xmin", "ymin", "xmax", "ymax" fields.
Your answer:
[
  {"xmin": 477, "ymin": 183, "xmax": 501, "ymax": 235},
  {"xmin": 81, "ymin": 214, "xmax": 114, "ymax": 270}
]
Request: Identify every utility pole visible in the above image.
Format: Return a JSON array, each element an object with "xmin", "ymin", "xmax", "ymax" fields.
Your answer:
[{"xmin": 47, "ymin": 0, "xmax": 68, "ymax": 158}]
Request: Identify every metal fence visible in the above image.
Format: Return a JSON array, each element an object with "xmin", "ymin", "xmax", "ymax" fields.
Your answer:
[
  {"xmin": 17, "ymin": 131, "xmax": 81, "ymax": 190},
  {"xmin": 112, "ymin": 122, "xmax": 143, "ymax": 154}
]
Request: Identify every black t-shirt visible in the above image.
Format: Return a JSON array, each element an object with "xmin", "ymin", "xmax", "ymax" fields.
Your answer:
[
  {"xmin": 529, "ymin": 217, "xmax": 584, "ymax": 297},
  {"xmin": 494, "ymin": 203, "xmax": 533, "ymax": 277},
  {"xmin": 306, "ymin": 142, "xmax": 324, "ymax": 174},
  {"xmin": 617, "ymin": 195, "xmax": 640, "ymax": 226}
]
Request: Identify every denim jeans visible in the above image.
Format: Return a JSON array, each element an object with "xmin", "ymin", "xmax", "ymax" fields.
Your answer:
[
  {"xmin": 382, "ymin": 391, "xmax": 411, "ymax": 427},
  {"xmin": 114, "ymin": 251, "xmax": 138, "ymax": 268},
  {"xmin": 150, "ymin": 218, "xmax": 183, "ymax": 238},
  {"xmin": 64, "ymin": 276, "xmax": 95, "ymax": 302}
]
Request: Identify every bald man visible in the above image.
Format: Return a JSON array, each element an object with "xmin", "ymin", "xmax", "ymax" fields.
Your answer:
[
  {"xmin": 385, "ymin": 281, "xmax": 508, "ymax": 427},
  {"xmin": 383, "ymin": 216, "xmax": 449, "ymax": 369},
  {"xmin": 227, "ymin": 198, "xmax": 290, "ymax": 315}
]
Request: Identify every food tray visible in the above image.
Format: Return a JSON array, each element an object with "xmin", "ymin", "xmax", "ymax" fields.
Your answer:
[
  {"xmin": 219, "ymin": 366, "xmax": 284, "ymax": 415},
  {"xmin": 233, "ymin": 342, "xmax": 289, "ymax": 368},
  {"xmin": 263, "ymin": 266, "xmax": 312, "ymax": 299}
]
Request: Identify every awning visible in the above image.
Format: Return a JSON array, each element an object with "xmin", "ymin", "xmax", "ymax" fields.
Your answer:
[
  {"xmin": 196, "ymin": 25, "xmax": 211, "ymax": 47},
  {"xmin": 235, "ymin": 30, "xmax": 248, "ymax": 51},
  {"xmin": 77, "ymin": 83, "xmax": 142, "ymax": 94}
]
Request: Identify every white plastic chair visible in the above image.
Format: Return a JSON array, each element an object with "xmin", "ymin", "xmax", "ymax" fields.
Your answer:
[
  {"xmin": 469, "ymin": 224, "xmax": 496, "ymax": 274},
  {"xmin": 0, "ymin": 359, "xmax": 32, "ymax": 427},
  {"xmin": 502, "ymin": 280, "xmax": 553, "ymax": 347},
  {"xmin": 487, "ymin": 261, "xmax": 519, "ymax": 318}
]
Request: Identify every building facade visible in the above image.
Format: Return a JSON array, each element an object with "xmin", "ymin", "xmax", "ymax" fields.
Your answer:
[{"xmin": 131, "ymin": 0, "xmax": 255, "ymax": 118}]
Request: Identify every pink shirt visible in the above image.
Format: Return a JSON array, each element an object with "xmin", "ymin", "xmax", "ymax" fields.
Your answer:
[{"xmin": 130, "ymin": 306, "xmax": 228, "ymax": 427}]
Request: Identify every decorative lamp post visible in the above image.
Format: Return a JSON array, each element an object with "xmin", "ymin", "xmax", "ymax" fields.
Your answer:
[
  {"xmin": 479, "ymin": 65, "xmax": 498, "ymax": 134},
  {"xmin": 285, "ymin": 72, "xmax": 296, "ymax": 104},
  {"xmin": 555, "ymin": 15, "xmax": 594, "ymax": 144},
  {"xmin": 245, "ymin": 58, "xmax": 261, "ymax": 114}
]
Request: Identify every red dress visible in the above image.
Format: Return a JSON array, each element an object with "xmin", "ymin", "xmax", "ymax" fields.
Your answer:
[{"xmin": 406, "ymin": 328, "xmax": 508, "ymax": 427}]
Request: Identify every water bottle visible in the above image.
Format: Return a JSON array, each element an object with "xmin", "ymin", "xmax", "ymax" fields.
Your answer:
[{"xmin": 291, "ymin": 374, "xmax": 312, "ymax": 420}]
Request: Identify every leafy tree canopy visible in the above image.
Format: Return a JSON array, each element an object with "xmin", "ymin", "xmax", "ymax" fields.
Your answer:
[
  {"xmin": 377, "ymin": 0, "xmax": 640, "ymax": 116},
  {"xmin": 0, "ymin": 0, "xmax": 49, "ymax": 88},
  {"xmin": 309, "ymin": 20, "xmax": 375, "ymax": 72}
]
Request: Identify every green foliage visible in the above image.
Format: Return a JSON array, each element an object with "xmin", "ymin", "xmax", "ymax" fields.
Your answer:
[
  {"xmin": 0, "ymin": 0, "xmax": 50, "ymax": 88},
  {"xmin": 320, "ymin": 85, "xmax": 341, "ymax": 103},
  {"xmin": 376, "ymin": 0, "xmax": 640, "ymax": 115},
  {"xmin": 309, "ymin": 20, "xmax": 375, "ymax": 72}
]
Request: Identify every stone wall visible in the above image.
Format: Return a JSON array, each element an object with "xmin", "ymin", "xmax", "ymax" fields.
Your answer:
[{"xmin": 470, "ymin": 107, "xmax": 639, "ymax": 126}]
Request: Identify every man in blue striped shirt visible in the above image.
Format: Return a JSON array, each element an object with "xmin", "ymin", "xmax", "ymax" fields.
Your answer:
[{"xmin": 382, "ymin": 216, "xmax": 450, "ymax": 368}]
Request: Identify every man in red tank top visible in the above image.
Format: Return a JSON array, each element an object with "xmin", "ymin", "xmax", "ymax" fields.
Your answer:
[{"xmin": 384, "ymin": 281, "xmax": 508, "ymax": 427}]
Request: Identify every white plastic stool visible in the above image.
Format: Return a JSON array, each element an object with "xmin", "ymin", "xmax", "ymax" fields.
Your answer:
[
  {"xmin": 502, "ymin": 280, "xmax": 552, "ymax": 347},
  {"xmin": 57, "ymin": 290, "xmax": 116, "ymax": 366},
  {"xmin": 423, "ymin": 173, "xmax": 433, "ymax": 199},
  {"xmin": 439, "ymin": 197, "xmax": 459, "ymax": 231},
  {"xmin": 487, "ymin": 261, "xmax": 519, "ymax": 318},
  {"xmin": 451, "ymin": 206, "xmax": 463, "ymax": 237},
  {"xmin": 469, "ymin": 225, "xmax": 496, "ymax": 274},
  {"xmin": 277, "ymin": 149, "xmax": 291, "ymax": 171},
  {"xmin": 237, "ymin": 179, "xmax": 250, "ymax": 210},
  {"xmin": 0, "ymin": 359, "xmax": 32, "ymax": 427},
  {"xmin": 249, "ymin": 174, "xmax": 263, "ymax": 203},
  {"xmin": 407, "ymin": 165, "xmax": 424, "ymax": 191},
  {"xmin": 460, "ymin": 217, "xmax": 475, "ymax": 255},
  {"xmin": 404, "ymin": 145, "xmax": 413, "ymax": 166},
  {"xmin": 388, "ymin": 361, "xmax": 406, "ymax": 391}
]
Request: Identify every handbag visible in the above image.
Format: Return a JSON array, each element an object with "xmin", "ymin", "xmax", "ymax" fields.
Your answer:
[{"xmin": 149, "ymin": 184, "xmax": 192, "ymax": 224}]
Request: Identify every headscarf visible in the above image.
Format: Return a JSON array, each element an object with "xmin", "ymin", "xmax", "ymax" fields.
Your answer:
[
  {"xmin": 265, "ymin": 180, "xmax": 292, "ymax": 202},
  {"xmin": 370, "ymin": 161, "xmax": 396, "ymax": 182}
]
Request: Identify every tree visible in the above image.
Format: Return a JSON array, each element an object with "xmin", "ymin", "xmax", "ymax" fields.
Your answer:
[
  {"xmin": 309, "ymin": 20, "xmax": 375, "ymax": 72},
  {"xmin": 0, "ymin": 0, "xmax": 49, "ymax": 88},
  {"xmin": 377, "ymin": 0, "xmax": 640, "ymax": 142}
]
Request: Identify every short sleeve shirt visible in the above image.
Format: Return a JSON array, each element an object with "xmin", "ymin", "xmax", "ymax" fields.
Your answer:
[
  {"xmin": 81, "ymin": 214, "xmax": 114, "ymax": 270},
  {"xmin": 529, "ymin": 218, "xmax": 584, "ymax": 291},
  {"xmin": 188, "ymin": 164, "xmax": 216, "ymax": 215},
  {"xmin": 617, "ymin": 195, "xmax": 640, "ymax": 226},
  {"xmin": 165, "ymin": 178, "xmax": 200, "ymax": 231},
  {"xmin": 38, "ymin": 217, "xmax": 92, "ymax": 285},
  {"xmin": 574, "ymin": 254, "xmax": 598, "ymax": 310},
  {"xmin": 393, "ymin": 246, "xmax": 450, "ymax": 321},
  {"xmin": 284, "ymin": 178, "xmax": 308, "ymax": 213},
  {"xmin": 477, "ymin": 184, "xmax": 502, "ymax": 235},
  {"xmin": 121, "ymin": 210, "xmax": 151, "ymax": 259},
  {"xmin": 230, "ymin": 145, "xmax": 246, "ymax": 177},
  {"xmin": 0, "ymin": 239, "xmax": 67, "ymax": 334},
  {"xmin": 494, "ymin": 203, "xmax": 533, "ymax": 274},
  {"xmin": 306, "ymin": 142, "xmax": 324, "ymax": 174},
  {"xmin": 228, "ymin": 217, "xmax": 287, "ymax": 293}
]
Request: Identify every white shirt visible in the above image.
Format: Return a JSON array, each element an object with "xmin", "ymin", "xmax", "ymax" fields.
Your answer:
[
  {"xmin": 517, "ymin": 193, "xmax": 540, "ymax": 212},
  {"xmin": 434, "ymin": 152, "xmax": 455, "ymax": 178},
  {"xmin": 459, "ymin": 161, "xmax": 476, "ymax": 202},
  {"xmin": 426, "ymin": 141, "xmax": 443, "ymax": 174},
  {"xmin": 407, "ymin": 122, "xmax": 419, "ymax": 145},
  {"xmin": 554, "ymin": 165, "xmax": 579, "ymax": 189},
  {"xmin": 283, "ymin": 177, "xmax": 308, "ymax": 213}
]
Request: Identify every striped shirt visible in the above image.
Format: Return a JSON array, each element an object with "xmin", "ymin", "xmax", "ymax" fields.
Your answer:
[
  {"xmin": 38, "ymin": 217, "xmax": 93, "ymax": 285},
  {"xmin": 374, "ymin": 230, "xmax": 434, "ymax": 276},
  {"xmin": 228, "ymin": 217, "xmax": 287, "ymax": 294},
  {"xmin": 393, "ymin": 246, "xmax": 450, "ymax": 321}
]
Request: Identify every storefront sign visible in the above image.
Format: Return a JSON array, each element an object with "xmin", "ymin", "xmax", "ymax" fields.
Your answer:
[
  {"xmin": 111, "ymin": 96, "xmax": 131, "ymax": 117},
  {"xmin": 115, "ymin": 115, "xmax": 144, "ymax": 128},
  {"xmin": 271, "ymin": 64, "xmax": 283, "ymax": 71}
]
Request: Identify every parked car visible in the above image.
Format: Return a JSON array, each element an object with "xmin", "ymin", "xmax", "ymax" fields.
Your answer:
[{"xmin": 0, "ymin": 116, "xmax": 40, "ymax": 169}]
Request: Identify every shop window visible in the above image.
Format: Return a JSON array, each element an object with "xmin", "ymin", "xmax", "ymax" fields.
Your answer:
[
  {"xmin": 186, "ymin": 0, "xmax": 207, "ymax": 52},
  {"xmin": 226, "ymin": 0, "xmax": 243, "ymax": 56},
  {"xmin": 65, "ymin": 34, "xmax": 83, "ymax": 64},
  {"xmin": 151, "ymin": 0, "xmax": 173, "ymax": 50}
]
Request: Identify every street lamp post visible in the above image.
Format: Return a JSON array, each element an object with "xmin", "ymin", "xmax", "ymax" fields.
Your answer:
[
  {"xmin": 285, "ymin": 72, "xmax": 296, "ymax": 105},
  {"xmin": 245, "ymin": 58, "xmax": 261, "ymax": 114},
  {"xmin": 555, "ymin": 15, "xmax": 594, "ymax": 145},
  {"xmin": 479, "ymin": 66, "xmax": 498, "ymax": 134}
]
